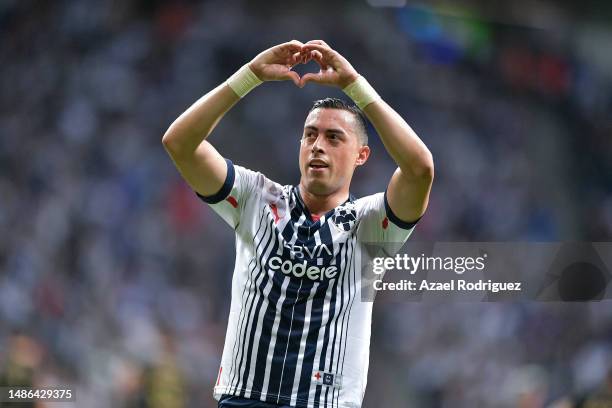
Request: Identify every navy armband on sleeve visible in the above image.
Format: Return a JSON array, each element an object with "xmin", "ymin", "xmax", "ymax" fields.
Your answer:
[
  {"xmin": 195, "ymin": 158, "xmax": 235, "ymax": 204},
  {"xmin": 383, "ymin": 190, "xmax": 421, "ymax": 230}
]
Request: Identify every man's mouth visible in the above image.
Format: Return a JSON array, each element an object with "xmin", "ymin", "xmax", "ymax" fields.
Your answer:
[{"xmin": 308, "ymin": 159, "xmax": 329, "ymax": 169}]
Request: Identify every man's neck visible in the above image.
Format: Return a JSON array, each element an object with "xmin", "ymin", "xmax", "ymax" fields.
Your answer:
[{"xmin": 298, "ymin": 183, "xmax": 349, "ymax": 217}]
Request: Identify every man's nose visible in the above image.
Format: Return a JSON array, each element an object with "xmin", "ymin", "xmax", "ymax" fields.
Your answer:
[{"xmin": 312, "ymin": 134, "xmax": 326, "ymax": 152}]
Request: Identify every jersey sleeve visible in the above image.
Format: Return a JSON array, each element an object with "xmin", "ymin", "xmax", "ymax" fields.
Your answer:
[
  {"xmin": 356, "ymin": 191, "xmax": 420, "ymax": 255},
  {"xmin": 195, "ymin": 159, "xmax": 263, "ymax": 229}
]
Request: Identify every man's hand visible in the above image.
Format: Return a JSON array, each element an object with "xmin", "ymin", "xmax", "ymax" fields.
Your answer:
[
  {"xmin": 247, "ymin": 40, "xmax": 359, "ymax": 89},
  {"xmin": 298, "ymin": 40, "xmax": 359, "ymax": 89},
  {"xmin": 248, "ymin": 40, "xmax": 309, "ymax": 87}
]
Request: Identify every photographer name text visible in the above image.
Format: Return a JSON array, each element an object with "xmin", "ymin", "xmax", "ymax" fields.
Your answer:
[{"xmin": 373, "ymin": 279, "xmax": 522, "ymax": 292}]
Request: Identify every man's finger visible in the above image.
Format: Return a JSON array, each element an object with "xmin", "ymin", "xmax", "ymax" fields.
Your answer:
[
  {"xmin": 302, "ymin": 45, "xmax": 334, "ymax": 69},
  {"xmin": 290, "ymin": 52, "xmax": 302, "ymax": 66},
  {"xmin": 306, "ymin": 39, "xmax": 331, "ymax": 48},
  {"xmin": 287, "ymin": 39, "xmax": 305, "ymax": 47},
  {"xmin": 301, "ymin": 43, "xmax": 334, "ymax": 58},
  {"xmin": 309, "ymin": 50, "xmax": 326, "ymax": 69},
  {"xmin": 299, "ymin": 72, "xmax": 323, "ymax": 88},
  {"xmin": 277, "ymin": 40, "xmax": 304, "ymax": 53},
  {"xmin": 311, "ymin": 50, "xmax": 323, "ymax": 59},
  {"xmin": 281, "ymin": 70, "xmax": 301, "ymax": 87}
]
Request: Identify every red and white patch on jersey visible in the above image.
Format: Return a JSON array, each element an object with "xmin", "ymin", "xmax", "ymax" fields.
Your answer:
[
  {"xmin": 216, "ymin": 366, "xmax": 223, "ymax": 386},
  {"xmin": 226, "ymin": 195, "xmax": 238, "ymax": 208},
  {"xmin": 382, "ymin": 217, "xmax": 389, "ymax": 229},
  {"xmin": 270, "ymin": 204, "xmax": 281, "ymax": 224}
]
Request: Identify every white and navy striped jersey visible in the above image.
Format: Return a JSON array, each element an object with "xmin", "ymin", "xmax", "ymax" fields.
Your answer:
[{"xmin": 198, "ymin": 159, "xmax": 418, "ymax": 408}]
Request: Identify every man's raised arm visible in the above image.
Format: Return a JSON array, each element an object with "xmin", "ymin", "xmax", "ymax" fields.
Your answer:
[{"xmin": 162, "ymin": 40, "xmax": 306, "ymax": 197}]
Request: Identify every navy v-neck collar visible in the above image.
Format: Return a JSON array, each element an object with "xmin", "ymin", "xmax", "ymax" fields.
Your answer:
[{"xmin": 292, "ymin": 186, "xmax": 355, "ymax": 225}]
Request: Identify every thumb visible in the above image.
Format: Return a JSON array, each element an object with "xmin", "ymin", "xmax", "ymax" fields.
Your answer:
[
  {"xmin": 299, "ymin": 72, "xmax": 322, "ymax": 88},
  {"xmin": 280, "ymin": 70, "xmax": 301, "ymax": 87}
]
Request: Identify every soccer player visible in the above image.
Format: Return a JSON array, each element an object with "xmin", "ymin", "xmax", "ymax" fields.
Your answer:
[{"xmin": 162, "ymin": 40, "xmax": 434, "ymax": 408}]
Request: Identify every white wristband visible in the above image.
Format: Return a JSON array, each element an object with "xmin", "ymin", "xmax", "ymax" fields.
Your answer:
[
  {"xmin": 227, "ymin": 64, "xmax": 263, "ymax": 98},
  {"xmin": 342, "ymin": 76, "xmax": 381, "ymax": 110}
]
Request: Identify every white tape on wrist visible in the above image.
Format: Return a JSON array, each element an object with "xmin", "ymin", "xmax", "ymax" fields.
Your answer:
[
  {"xmin": 342, "ymin": 76, "xmax": 381, "ymax": 110},
  {"xmin": 227, "ymin": 64, "xmax": 263, "ymax": 98}
]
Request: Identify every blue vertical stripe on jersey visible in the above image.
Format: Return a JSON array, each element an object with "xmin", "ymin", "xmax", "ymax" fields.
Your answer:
[
  {"xmin": 321, "ymin": 225, "xmax": 346, "ymax": 406},
  {"xmin": 334, "ymin": 237, "xmax": 358, "ymax": 407},
  {"xmin": 323, "ymin": 238, "xmax": 352, "ymax": 408},
  {"xmin": 276, "ymin": 278, "xmax": 310, "ymax": 402},
  {"xmin": 338, "ymin": 237, "xmax": 360, "ymax": 406},
  {"xmin": 296, "ymin": 279, "xmax": 328, "ymax": 404},
  {"xmin": 265, "ymin": 273, "xmax": 301, "ymax": 400},
  {"xmin": 248, "ymin": 211, "xmax": 286, "ymax": 397},
  {"xmin": 311, "ymin": 223, "xmax": 341, "ymax": 408},
  {"xmin": 228, "ymin": 207, "xmax": 267, "ymax": 392},
  {"xmin": 232, "ymin": 213, "xmax": 277, "ymax": 395},
  {"xmin": 270, "ymin": 277, "xmax": 305, "ymax": 405}
]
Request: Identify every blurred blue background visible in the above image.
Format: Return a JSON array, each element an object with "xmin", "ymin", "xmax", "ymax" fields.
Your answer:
[{"xmin": 0, "ymin": 0, "xmax": 611, "ymax": 407}]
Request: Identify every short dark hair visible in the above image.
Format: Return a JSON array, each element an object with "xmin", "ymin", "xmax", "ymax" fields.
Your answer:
[{"xmin": 308, "ymin": 98, "xmax": 368, "ymax": 145}]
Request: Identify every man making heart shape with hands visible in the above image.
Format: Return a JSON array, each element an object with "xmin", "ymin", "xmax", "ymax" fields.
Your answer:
[
  {"xmin": 247, "ymin": 40, "xmax": 359, "ymax": 89},
  {"xmin": 163, "ymin": 40, "xmax": 433, "ymax": 408}
]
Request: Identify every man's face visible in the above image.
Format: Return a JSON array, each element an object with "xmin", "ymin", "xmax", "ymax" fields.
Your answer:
[{"xmin": 299, "ymin": 108, "xmax": 369, "ymax": 196}]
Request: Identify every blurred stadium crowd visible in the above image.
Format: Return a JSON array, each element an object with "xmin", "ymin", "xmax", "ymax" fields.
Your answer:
[{"xmin": 1, "ymin": 0, "xmax": 611, "ymax": 407}]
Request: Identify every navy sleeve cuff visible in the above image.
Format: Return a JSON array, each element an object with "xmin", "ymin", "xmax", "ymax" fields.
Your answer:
[
  {"xmin": 195, "ymin": 159, "xmax": 235, "ymax": 204},
  {"xmin": 383, "ymin": 190, "xmax": 421, "ymax": 230}
]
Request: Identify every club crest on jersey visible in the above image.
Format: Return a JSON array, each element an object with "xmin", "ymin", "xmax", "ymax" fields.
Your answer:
[
  {"xmin": 312, "ymin": 370, "xmax": 342, "ymax": 389},
  {"xmin": 332, "ymin": 205, "xmax": 357, "ymax": 232}
]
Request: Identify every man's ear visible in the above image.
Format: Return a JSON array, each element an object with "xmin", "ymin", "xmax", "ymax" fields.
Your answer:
[{"xmin": 355, "ymin": 145, "xmax": 370, "ymax": 166}]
